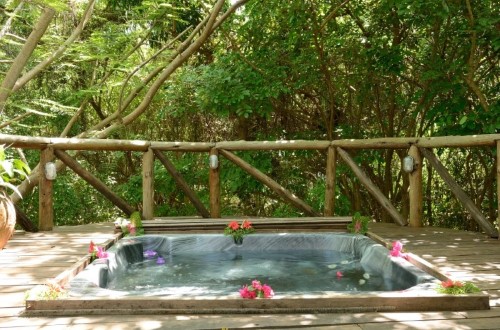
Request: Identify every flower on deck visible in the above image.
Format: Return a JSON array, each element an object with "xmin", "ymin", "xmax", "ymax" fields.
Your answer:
[
  {"xmin": 389, "ymin": 240, "xmax": 408, "ymax": 260},
  {"xmin": 239, "ymin": 279, "xmax": 274, "ymax": 299},
  {"xmin": 88, "ymin": 241, "xmax": 108, "ymax": 261},
  {"xmin": 441, "ymin": 279, "xmax": 463, "ymax": 288},
  {"xmin": 88, "ymin": 241, "xmax": 96, "ymax": 254},
  {"xmin": 96, "ymin": 246, "xmax": 108, "ymax": 259},
  {"xmin": 437, "ymin": 279, "xmax": 480, "ymax": 295},
  {"xmin": 127, "ymin": 223, "xmax": 137, "ymax": 236}
]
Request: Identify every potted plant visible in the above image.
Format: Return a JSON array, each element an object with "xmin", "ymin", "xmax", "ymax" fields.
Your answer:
[{"xmin": 0, "ymin": 145, "xmax": 30, "ymax": 249}]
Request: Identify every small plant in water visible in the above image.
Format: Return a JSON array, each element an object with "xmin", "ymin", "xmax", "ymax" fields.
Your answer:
[
  {"xmin": 239, "ymin": 279, "xmax": 274, "ymax": 299},
  {"xmin": 437, "ymin": 279, "xmax": 481, "ymax": 295},
  {"xmin": 347, "ymin": 212, "xmax": 370, "ymax": 234},
  {"xmin": 224, "ymin": 220, "xmax": 254, "ymax": 243}
]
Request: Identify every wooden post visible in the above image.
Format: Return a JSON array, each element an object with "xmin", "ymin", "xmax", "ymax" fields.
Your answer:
[
  {"xmin": 324, "ymin": 146, "xmax": 336, "ymax": 216},
  {"xmin": 209, "ymin": 148, "xmax": 221, "ymax": 218},
  {"xmin": 142, "ymin": 148, "xmax": 154, "ymax": 220},
  {"xmin": 39, "ymin": 147, "xmax": 54, "ymax": 231},
  {"xmin": 497, "ymin": 140, "xmax": 500, "ymax": 240},
  {"xmin": 408, "ymin": 145, "xmax": 423, "ymax": 227}
]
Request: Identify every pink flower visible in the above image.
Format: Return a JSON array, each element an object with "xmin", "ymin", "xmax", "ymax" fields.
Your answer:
[
  {"xmin": 96, "ymin": 246, "xmax": 108, "ymax": 259},
  {"xmin": 390, "ymin": 240, "xmax": 408, "ymax": 259},
  {"xmin": 441, "ymin": 279, "xmax": 463, "ymax": 288},
  {"xmin": 392, "ymin": 241, "xmax": 403, "ymax": 252},
  {"xmin": 228, "ymin": 221, "xmax": 240, "ymax": 230},
  {"xmin": 242, "ymin": 220, "xmax": 253, "ymax": 230},
  {"xmin": 262, "ymin": 284, "xmax": 274, "ymax": 298},
  {"xmin": 390, "ymin": 249, "xmax": 402, "ymax": 257},
  {"xmin": 127, "ymin": 224, "xmax": 136, "ymax": 236},
  {"xmin": 252, "ymin": 280, "xmax": 262, "ymax": 290},
  {"xmin": 239, "ymin": 280, "xmax": 274, "ymax": 299},
  {"xmin": 336, "ymin": 271, "xmax": 343, "ymax": 279},
  {"xmin": 354, "ymin": 220, "xmax": 362, "ymax": 233},
  {"xmin": 88, "ymin": 241, "xmax": 95, "ymax": 254},
  {"xmin": 239, "ymin": 286, "xmax": 256, "ymax": 299}
]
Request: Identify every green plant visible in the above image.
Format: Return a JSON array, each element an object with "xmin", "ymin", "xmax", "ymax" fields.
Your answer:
[
  {"xmin": 25, "ymin": 281, "xmax": 67, "ymax": 301},
  {"xmin": 224, "ymin": 220, "xmax": 255, "ymax": 242},
  {"xmin": 130, "ymin": 211, "xmax": 143, "ymax": 228},
  {"xmin": 347, "ymin": 212, "xmax": 370, "ymax": 235},
  {"xmin": 437, "ymin": 280, "xmax": 481, "ymax": 295},
  {"xmin": 0, "ymin": 145, "xmax": 30, "ymax": 197}
]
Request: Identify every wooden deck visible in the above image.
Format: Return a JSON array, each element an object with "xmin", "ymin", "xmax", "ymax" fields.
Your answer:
[{"xmin": 1, "ymin": 220, "xmax": 499, "ymax": 329}]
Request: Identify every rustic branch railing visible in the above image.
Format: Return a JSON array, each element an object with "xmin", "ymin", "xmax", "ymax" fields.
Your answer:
[{"xmin": 1, "ymin": 133, "xmax": 498, "ymax": 238}]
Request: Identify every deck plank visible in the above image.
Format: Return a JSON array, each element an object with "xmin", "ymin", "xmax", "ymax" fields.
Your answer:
[{"xmin": 1, "ymin": 220, "xmax": 500, "ymax": 328}]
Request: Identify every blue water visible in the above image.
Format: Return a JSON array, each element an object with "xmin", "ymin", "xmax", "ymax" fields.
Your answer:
[{"xmin": 106, "ymin": 249, "xmax": 387, "ymax": 296}]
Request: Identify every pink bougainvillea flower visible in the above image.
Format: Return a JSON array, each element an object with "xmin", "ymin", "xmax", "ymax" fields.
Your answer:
[
  {"xmin": 390, "ymin": 249, "xmax": 402, "ymax": 257},
  {"xmin": 96, "ymin": 246, "xmax": 108, "ymax": 259},
  {"xmin": 389, "ymin": 240, "xmax": 408, "ymax": 259},
  {"xmin": 354, "ymin": 220, "xmax": 362, "ymax": 233},
  {"xmin": 262, "ymin": 284, "xmax": 274, "ymax": 298},
  {"xmin": 392, "ymin": 241, "xmax": 403, "ymax": 252},
  {"xmin": 127, "ymin": 223, "xmax": 136, "ymax": 236},
  {"xmin": 252, "ymin": 279, "xmax": 263, "ymax": 290},
  {"xmin": 336, "ymin": 271, "xmax": 343, "ymax": 279},
  {"xmin": 228, "ymin": 221, "xmax": 240, "ymax": 230},
  {"xmin": 239, "ymin": 286, "xmax": 257, "ymax": 299},
  {"xmin": 242, "ymin": 220, "xmax": 253, "ymax": 229},
  {"xmin": 239, "ymin": 281, "xmax": 273, "ymax": 299},
  {"xmin": 88, "ymin": 241, "xmax": 95, "ymax": 254}
]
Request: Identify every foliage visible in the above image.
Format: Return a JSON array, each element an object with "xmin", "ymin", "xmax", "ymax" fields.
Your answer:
[
  {"xmin": 25, "ymin": 281, "xmax": 67, "ymax": 301},
  {"xmin": 0, "ymin": 146, "xmax": 30, "ymax": 197},
  {"xmin": 1, "ymin": 0, "xmax": 498, "ymax": 233},
  {"xmin": 347, "ymin": 212, "xmax": 370, "ymax": 235},
  {"xmin": 437, "ymin": 280, "xmax": 481, "ymax": 295}
]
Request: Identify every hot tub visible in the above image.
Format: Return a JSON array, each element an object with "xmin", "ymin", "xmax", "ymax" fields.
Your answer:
[{"xmin": 26, "ymin": 233, "xmax": 490, "ymax": 314}]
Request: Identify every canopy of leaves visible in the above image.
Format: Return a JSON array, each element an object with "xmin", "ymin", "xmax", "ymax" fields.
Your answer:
[{"xmin": 0, "ymin": 0, "xmax": 498, "ymax": 231}]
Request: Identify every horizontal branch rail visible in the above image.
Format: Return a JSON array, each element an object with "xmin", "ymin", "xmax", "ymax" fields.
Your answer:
[
  {"xmin": 2, "ymin": 133, "xmax": 498, "ymax": 238},
  {"xmin": 1, "ymin": 133, "xmax": 498, "ymax": 151}
]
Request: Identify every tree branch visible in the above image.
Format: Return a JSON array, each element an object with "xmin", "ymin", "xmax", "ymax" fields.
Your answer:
[
  {"xmin": 0, "ymin": 7, "xmax": 55, "ymax": 114},
  {"xmin": 12, "ymin": 0, "xmax": 96, "ymax": 93}
]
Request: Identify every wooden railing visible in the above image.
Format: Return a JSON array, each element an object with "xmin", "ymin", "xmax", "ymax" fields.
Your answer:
[{"xmin": 1, "ymin": 133, "xmax": 499, "ymax": 237}]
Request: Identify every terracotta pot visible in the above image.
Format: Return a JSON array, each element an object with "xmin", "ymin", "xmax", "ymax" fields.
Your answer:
[{"xmin": 0, "ymin": 191, "xmax": 16, "ymax": 250}]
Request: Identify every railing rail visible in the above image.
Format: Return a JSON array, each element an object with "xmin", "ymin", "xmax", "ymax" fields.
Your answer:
[{"xmin": 1, "ymin": 133, "xmax": 498, "ymax": 237}]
